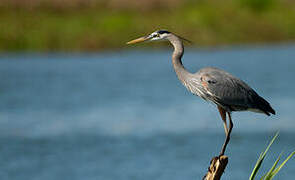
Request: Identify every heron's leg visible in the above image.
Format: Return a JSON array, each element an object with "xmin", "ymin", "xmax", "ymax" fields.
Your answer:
[
  {"xmin": 217, "ymin": 106, "xmax": 228, "ymax": 136},
  {"xmin": 227, "ymin": 112, "xmax": 233, "ymax": 137},
  {"xmin": 219, "ymin": 112, "xmax": 234, "ymax": 156}
]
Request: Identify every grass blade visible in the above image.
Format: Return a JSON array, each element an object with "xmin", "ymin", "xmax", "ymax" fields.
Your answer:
[
  {"xmin": 249, "ymin": 132, "xmax": 279, "ymax": 180},
  {"xmin": 263, "ymin": 152, "xmax": 283, "ymax": 180},
  {"xmin": 268, "ymin": 151, "xmax": 295, "ymax": 179}
]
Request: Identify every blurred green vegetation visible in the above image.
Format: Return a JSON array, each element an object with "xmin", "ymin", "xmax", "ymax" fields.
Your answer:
[{"xmin": 0, "ymin": 0, "xmax": 295, "ymax": 51}]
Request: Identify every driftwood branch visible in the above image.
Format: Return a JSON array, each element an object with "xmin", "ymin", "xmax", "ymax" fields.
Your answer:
[{"xmin": 203, "ymin": 155, "xmax": 228, "ymax": 180}]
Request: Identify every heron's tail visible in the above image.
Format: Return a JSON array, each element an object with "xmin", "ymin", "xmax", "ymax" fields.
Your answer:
[{"xmin": 256, "ymin": 96, "xmax": 276, "ymax": 116}]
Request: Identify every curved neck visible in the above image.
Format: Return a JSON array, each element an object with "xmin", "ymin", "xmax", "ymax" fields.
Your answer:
[{"xmin": 167, "ymin": 34, "xmax": 191, "ymax": 83}]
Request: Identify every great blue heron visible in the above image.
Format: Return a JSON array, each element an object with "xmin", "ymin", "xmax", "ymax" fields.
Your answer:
[{"xmin": 127, "ymin": 30, "xmax": 275, "ymax": 156}]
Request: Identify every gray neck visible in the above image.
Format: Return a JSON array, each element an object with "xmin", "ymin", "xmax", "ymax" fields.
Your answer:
[{"xmin": 167, "ymin": 34, "xmax": 191, "ymax": 84}]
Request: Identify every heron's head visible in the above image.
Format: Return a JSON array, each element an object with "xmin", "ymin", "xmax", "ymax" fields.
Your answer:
[{"xmin": 127, "ymin": 30, "xmax": 171, "ymax": 44}]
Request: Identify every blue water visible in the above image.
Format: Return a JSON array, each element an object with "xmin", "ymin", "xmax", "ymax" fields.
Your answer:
[{"xmin": 0, "ymin": 44, "xmax": 295, "ymax": 179}]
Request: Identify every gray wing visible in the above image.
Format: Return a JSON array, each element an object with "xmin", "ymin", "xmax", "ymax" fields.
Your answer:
[{"xmin": 192, "ymin": 67, "xmax": 275, "ymax": 115}]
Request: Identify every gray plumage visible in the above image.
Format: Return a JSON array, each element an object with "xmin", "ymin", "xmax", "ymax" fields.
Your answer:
[
  {"xmin": 127, "ymin": 30, "xmax": 275, "ymax": 156},
  {"xmin": 182, "ymin": 67, "xmax": 275, "ymax": 115},
  {"xmin": 168, "ymin": 31, "xmax": 275, "ymax": 116}
]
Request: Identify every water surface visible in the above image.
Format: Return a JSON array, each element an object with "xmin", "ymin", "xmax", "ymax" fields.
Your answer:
[{"xmin": 0, "ymin": 44, "xmax": 295, "ymax": 179}]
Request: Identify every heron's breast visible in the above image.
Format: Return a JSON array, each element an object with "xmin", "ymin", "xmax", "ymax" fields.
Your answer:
[{"xmin": 182, "ymin": 79, "xmax": 209, "ymax": 99}]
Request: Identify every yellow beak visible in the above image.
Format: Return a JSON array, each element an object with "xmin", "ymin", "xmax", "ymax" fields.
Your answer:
[{"xmin": 126, "ymin": 36, "xmax": 149, "ymax": 44}]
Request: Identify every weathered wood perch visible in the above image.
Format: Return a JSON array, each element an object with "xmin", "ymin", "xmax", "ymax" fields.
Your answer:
[{"xmin": 203, "ymin": 155, "xmax": 228, "ymax": 180}]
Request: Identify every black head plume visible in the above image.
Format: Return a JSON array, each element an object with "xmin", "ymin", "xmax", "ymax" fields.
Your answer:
[{"xmin": 157, "ymin": 30, "xmax": 171, "ymax": 34}]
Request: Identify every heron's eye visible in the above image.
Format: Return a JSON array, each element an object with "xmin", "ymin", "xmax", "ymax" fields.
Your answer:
[{"xmin": 153, "ymin": 34, "xmax": 160, "ymax": 38}]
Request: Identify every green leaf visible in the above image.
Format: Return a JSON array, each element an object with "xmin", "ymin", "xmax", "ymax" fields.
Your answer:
[
  {"xmin": 263, "ymin": 152, "xmax": 283, "ymax": 180},
  {"xmin": 249, "ymin": 132, "xmax": 279, "ymax": 180},
  {"xmin": 268, "ymin": 151, "xmax": 295, "ymax": 179}
]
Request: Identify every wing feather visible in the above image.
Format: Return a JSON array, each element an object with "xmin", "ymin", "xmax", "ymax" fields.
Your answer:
[{"xmin": 193, "ymin": 67, "xmax": 275, "ymax": 115}]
